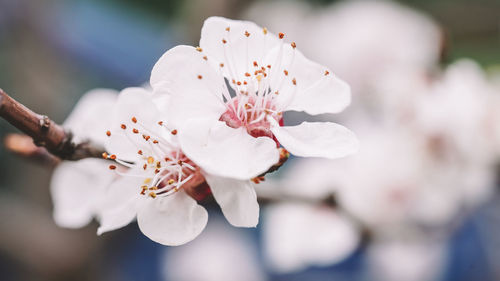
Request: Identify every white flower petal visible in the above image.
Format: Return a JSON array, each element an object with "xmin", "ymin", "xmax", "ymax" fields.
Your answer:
[
  {"xmin": 205, "ymin": 174, "xmax": 259, "ymax": 227},
  {"xmin": 271, "ymin": 121, "xmax": 359, "ymax": 159},
  {"xmin": 150, "ymin": 45, "xmax": 227, "ymax": 128},
  {"xmin": 63, "ymin": 88, "xmax": 118, "ymax": 145},
  {"xmin": 179, "ymin": 118, "xmax": 280, "ymax": 180},
  {"xmin": 137, "ymin": 191, "xmax": 208, "ymax": 246},
  {"xmin": 200, "ymin": 17, "xmax": 280, "ymax": 82},
  {"xmin": 50, "ymin": 159, "xmax": 113, "ymax": 228},
  {"xmin": 96, "ymin": 168, "xmax": 144, "ymax": 235},
  {"xmin": 265, "ymin": 44, "xmax": 351, "ymax": 115},
  {"xmin": 105, "ymin": 87, "xmax": 160, "ymax": 161}
]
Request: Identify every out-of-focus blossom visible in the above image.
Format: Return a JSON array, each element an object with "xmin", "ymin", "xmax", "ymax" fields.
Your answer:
[
  {"xmin": 263, "ymin": 203, "xmax": 359, "ymax": 273},
  {"xmin": 100, "ymin": 87, "xmax": 260, "ymax": 245},
  {"xmin": 367, "ymin": 235, "xmax": 447, "ymax": 281},
  {"xmin": 257, "ymin": 158, "xmax": 360, "ymax": 272},
  {"xmin": 150, "ymin": 17, "xmax": 359, "ymax": 181},
  {"xmin": 415, "ymin": 59, "xmax": 499, "ymax": 208},
  {"xmin": 306, "ymin": 0, "xmax": 441, "ymax": 93},
  {"xmin": 244, "ymin": 0, "xmax": 441, "ymax": 116},
  {"xmin": 50, "ymin": 89, "xmax": 118, "ymax": 228},
  {"xmin": 162, "ymin": 216, "xmax": 266, "ymax": 281}
]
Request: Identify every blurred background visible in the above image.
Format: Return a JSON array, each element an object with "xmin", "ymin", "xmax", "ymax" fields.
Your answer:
[{"xmin": 0, "ymin": 0, "xmax": 499, "ymax": 280}]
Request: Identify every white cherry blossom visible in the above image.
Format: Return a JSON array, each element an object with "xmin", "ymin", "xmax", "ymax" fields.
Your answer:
[
  {"xmin": 50, "ymin": 89, "xmax": 118, "ymax": 228},
  {"xmin": 150, "ymin": 17, "xmax": 358, "ymax": 180},
  {"xmin": 99, "ymin": 87, "xmax": 261, "ymax": 246}
]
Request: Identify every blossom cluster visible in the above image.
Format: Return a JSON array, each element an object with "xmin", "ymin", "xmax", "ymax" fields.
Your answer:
[
  {"xmin": 244, "ymin": 0, "xmax": 500, "ymax": 277},
  {"xmin": 50, "ymin": 17, "xmax": 358, "ymax": 245}
]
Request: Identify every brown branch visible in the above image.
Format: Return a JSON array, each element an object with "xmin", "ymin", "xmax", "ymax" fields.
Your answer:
[{"xmin": 0, "ymin": 89, "xmax": 104, "ymax": 160}]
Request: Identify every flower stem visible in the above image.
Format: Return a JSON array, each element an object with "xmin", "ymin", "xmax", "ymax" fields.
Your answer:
[{"xmin": 0, "ymin": 88, "xmax": 104, "ymax": 160}]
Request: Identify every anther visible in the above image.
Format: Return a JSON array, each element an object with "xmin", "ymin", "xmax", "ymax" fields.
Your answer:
[
  {"xmin": 149, "ymin": 186, "xmax": 158, "ymax": 190},
  {"xmin": 132, "ymin": 128, "xmax": 139, "ymax": 134},
  {"xmin": 121, "ymin": 124, "xmax": 126, "ymax": 129},
  {"xmin": 106, "ymin": 130, "xmax": 111, "ymax": 137},
  {"xmin": 279, "ymin": 32, "xmax": 285, "ymax": 39},
  {"xmin": 198, "ymin": 75, "xmax": 203, "ymax": 79},
  {"xmin": 324, "ymin": 70, "xmax": 330, "ymax": 76},
  {"xmin": 158, "ymin": 121, "xmax": 163, "ymax": 126},
  {"xmin": 220, "ymin": 63, "xmax": 224, "ymax": 67},
  {"xmin": 203, "ymin": 56, "xmax": 208, "ymax": 61},
  {"xmin": 291, "ymin": 42, "xmax": 297, "ymax": 48},
  {"xmin": 156, "ymin": 162, "xmax": 161, "ymax": 168},
  {"xmin": 196, "ymin": 46, "xmax": 203, "ymax": 52},
  {"xmin": 154, "ymin": 169, "xmax": 160, "ymax": 174},
  {"xmin": 110, "ymin": 154, "xmax": 117, "ymax": 160},
  {"xmin": 292, "ymin": 78, "xmax": 297, "ymax": 85},
  {"xmin": 149, "ymin": 192, "xmax": 157, "ymax": 198},
  {"xmin": 244, "ymin": 31, "xmax": 250, "ymax": 37},
  {"xmin": 284, "ymin": 70, "xmax": 288, "ymax": 76},
  {"xmin": 245, "ymin": 72, "xmax": 251, "ymax": 77},
  {"xmin": 144, "ymin": 135, "xmax": 151, "ymax": 141},
  {"xmin": 131, "ymin": 117, "xmax": 137, "ymax": 123},
  {"xmin": 143, "ymin": 164, "xmax": 147, "ymax": 170},
  {"xmin": 222, "ymin": 39, "xmax": 227, "ymax": 44},
  {"xmin": 147, "ymin": 157, "xmax": 155, "ymax": 164},
  {"xmin": 168, "ymin": 179, "xmax": 175, "ymax": 185},
  {"xmin": 263, "ymin": 27, "xmax": 268, "ymax": 34},
  {"xmin": 237, "ymin": 81, "xmax": 242, "ymax": 85},
  {"xmin": 267, "ymin": 65, "xmax": 271, "ymax": 68},
  {"xmin": 171, "ymin": 129, "xmax": 178, "ymax": 135},
  {"xmin": 153, "ymin": 140, "xmax": 159, "ymax": 144},
  {"xmin": 138, "ymin": 150, "xmax": 143, "ymax": 155},
  {"xmin": 225, "ymin": 27, "xmax": 230, "ymax": 31},
  {"xmin": 253, "ymin": 61, "xmax": 258, "ymax": 67},
  {"xmin": 109, "ymin": 165, "xmax": 117, "ymax": 170},
  {"xmin": 102, "ymin": 152, "xmax": 108, "ymax": 159}
]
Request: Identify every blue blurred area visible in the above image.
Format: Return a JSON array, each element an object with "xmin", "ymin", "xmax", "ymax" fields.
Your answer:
[{"xmin": 45, "ymin": 0, "xmax": 178, "ymax": 86}]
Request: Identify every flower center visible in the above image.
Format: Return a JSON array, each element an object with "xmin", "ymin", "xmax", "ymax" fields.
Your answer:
[
  {"xmin": 105, "ymin": 117, "xmax": 203, "ymax": 199},
  {"xmin": 220, "ymin": 96, "xmax": 283, "ymax": 139}
]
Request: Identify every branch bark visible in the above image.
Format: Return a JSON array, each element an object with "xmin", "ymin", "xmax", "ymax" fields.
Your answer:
[{"xmin": 0, "ymin": 89, "xmax": 104, "ymax": 160}]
